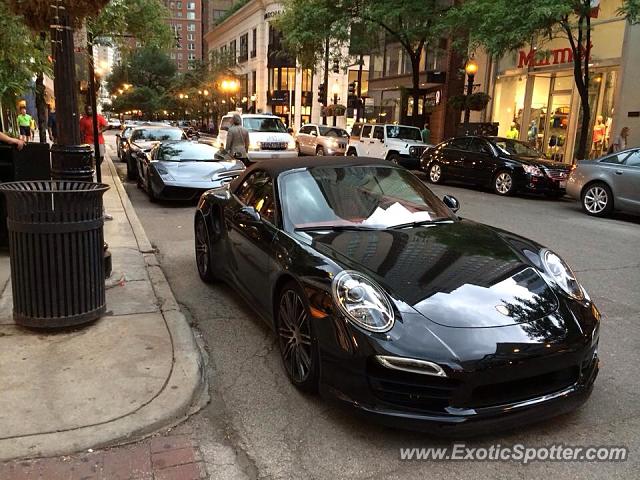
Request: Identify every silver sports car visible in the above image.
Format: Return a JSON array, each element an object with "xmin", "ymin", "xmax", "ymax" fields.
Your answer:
[
  {"xmin": 566, "ymin": 148, "xmax": 640, "ymax": 217},
  {"xmin": 140, "ymin": 140, "xmax": 245, "ymax": 202}
]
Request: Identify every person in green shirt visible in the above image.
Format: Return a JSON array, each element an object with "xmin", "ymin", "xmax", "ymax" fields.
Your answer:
[
  {"xmin": 16, "ymin": 106, "xmax": 33, "ymax": 142},
  {"xmin": 421, "ymin": 122, "xmax": 431, "ymax": 144}
]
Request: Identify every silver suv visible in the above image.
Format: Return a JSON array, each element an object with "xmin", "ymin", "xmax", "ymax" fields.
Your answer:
[{"xmin": 295, "ymin": 124, "xmax": 349, "ymax": 156}]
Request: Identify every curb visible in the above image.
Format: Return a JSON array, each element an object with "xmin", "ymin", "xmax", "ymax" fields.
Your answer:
[{"xmin": 0, "ymin": 150, "xmax": 208, "ymax": 461}]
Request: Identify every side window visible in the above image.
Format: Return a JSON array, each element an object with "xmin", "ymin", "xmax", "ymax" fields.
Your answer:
[
  {"xmin": 624, "ymin": 150, "xmax": 640, "ymax": 167},
  {"xmin": 220, "ymin": 117, "xmax": 232, "ymax": 131},
  {"xmin": 448, "ymin": 138, "xmax": 472, "ymax": 151},
  {"xmin": 361, "ymin": 125, "xmax": 373, "ymax": 139},
  {"xmin": 373, "ymin": 126, "xmax": 384, "ymax": 140},
  {"xmin": 351, "ymin": 124, "xmax": 362, "ymax": 137},
  {"xmin": 235, "ymin": 171, "xmax": 276, "ymax": 224},
  {"xmin": 469, "ymin": 138, "xmax": 493, "ymax": 154},
  {"xmin": 600, "ymin": 152, "xmax": 628, "ymax": 165},
  {"xmin": 298, "ymin": 126, "xmax": 309, "ymax": 134}
]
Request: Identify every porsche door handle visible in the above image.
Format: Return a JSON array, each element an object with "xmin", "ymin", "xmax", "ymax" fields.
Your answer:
[{"xmin": 615, "ymin": 170, "xmax": 623, "ymax": 175}]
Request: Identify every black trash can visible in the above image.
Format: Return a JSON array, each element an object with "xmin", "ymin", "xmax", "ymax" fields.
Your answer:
[{"xmin": 0, "ymin": 181, "xmax": 109, "ymax": 328}]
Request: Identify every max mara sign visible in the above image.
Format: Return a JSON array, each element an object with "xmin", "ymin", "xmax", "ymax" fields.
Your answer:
[{"xmin": 517, "ymin": 44, "xmax": 592, "ymax": 69}]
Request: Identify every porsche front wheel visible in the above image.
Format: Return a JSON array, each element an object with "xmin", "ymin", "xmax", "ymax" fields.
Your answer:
[
  {"xmin": 195, "ymin": 215, "xmax": 216, "ymax": 283},
  {"xmin": 277, "ymin": 282, "xmax": 319, "ymax": 392}
]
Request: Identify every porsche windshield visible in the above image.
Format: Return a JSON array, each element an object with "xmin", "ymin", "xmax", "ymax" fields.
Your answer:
[
  {"xmin": 280, "ymin": 166, "xmax": 454, "ymax": 230},
  {"xmin": 157, "ymin": 143, "xmax": 219, "ymax": 162}
]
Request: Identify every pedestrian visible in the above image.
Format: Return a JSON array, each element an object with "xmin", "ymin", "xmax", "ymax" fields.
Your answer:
[
  {"xmin": 611, "ymin": 126, "xmax": 630, "ymax": 153},
  {"xmin": 225, "ymin": 113, "xmax": 250, "ymax": 165},
  {"xmin": 47, "ymin": 104, "xmax": 57, "ymax": 143},
  {"xmin": 79, "ymin": 104, "xmax": 112, "ymax": 220},
  {"xmin": 79, "ymin": 104, "xmax": 108, "ymax": 164},
  {"xmin": 506, "ymin": 122, "xmax": 519, "ymax": 140},
  {"xmin": 16, "ymin": 106, "xmax": 32, "ymax": 142},
  {"xmin": 0, "ymin": 130, "xmax": 25, "ymax": 150},
  {"xmin": 421, "ymin": 122, "xmax": 431, "ymax": 144}
]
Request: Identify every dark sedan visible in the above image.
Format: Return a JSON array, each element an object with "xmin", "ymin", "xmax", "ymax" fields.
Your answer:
[
  {"xmin": 194, "ymin": 157, "xmax": 599, "ymax": 435},
  {"xmin": 422, "ymin": 136, "xmax": 572, "ymax": 196},
  {"xmin": 126, "ymin": 126, "xmax": 186, "ymax": 181},
  {"xmin": 139, "ymin": 141, "xmax": 245, "ymax": 202}
]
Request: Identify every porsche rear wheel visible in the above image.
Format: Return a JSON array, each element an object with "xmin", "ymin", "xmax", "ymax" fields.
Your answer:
[
  {"xmin": 277, "ymin": 282, "xmax": 319, "ymax": 392},
  {"xmin": 146, "ymin": 176, "xmax": 157, "ymax": 203},
  {"xmin": 195, "ymin": 214, "xmax": 217, "ymax": 283}
]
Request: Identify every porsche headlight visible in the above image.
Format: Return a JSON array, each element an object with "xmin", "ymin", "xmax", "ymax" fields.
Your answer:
[
  {"xmin": 332, "ymin": 270, "xmax": 394, "ymax": 332},
  {"xmin": 155, "ymin": 164, "xmax": 174, "ymax": 181},
  {"xmin": 541, "ymin": 249, "xmax": 584, "ymax": 300}
]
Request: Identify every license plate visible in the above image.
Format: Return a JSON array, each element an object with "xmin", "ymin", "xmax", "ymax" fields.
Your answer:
[{"xmin": 559, "ymin": 180, "xmax": 567, "ymax": 189}]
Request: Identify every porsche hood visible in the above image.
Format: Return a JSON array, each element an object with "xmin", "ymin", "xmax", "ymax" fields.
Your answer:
[{"xmin": 308, "ymin": 220, "xmax": 558, "ymax": 328}]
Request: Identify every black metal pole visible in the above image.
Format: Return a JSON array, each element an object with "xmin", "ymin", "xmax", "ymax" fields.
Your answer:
[
  {"xmin": 463, "ymin": 73, "xmax": 474, "ymax": 126},
  {"xmin": 333, "ymin": 93, "xmax": 338, "ymax": 127},
  {"xmin": 87, "ymin": 34, "xmax": 102, "ymax": 183},
  {"xmin": 356, "ymin": 54, "xmax": 364, "ymax": 123},
  {"xmin": 323, "ymin": 36, "xmax": 329, "ymax": 124}
]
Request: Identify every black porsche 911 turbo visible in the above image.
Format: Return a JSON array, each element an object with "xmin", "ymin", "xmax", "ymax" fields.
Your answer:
[{"xmin": 194, "ymin": 156, "xmax": 599, "ymax": 435}]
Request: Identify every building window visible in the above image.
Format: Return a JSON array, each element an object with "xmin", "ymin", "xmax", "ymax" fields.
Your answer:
[
  {"xmin": 251, "ymin": 28, "xmax": 257, "ymax": 57},
  {"xmin": 187, "ymin": 23, "xmax": 196, "ymax": 31},
  {"xmin": 177, "ymin": 52, "xmax": 183, "ymax": 59},
  {"xmin": 187, "ymin": 11, "xmax": 195, "ymax": 19},
  {"xmin": 229, "ymin": 39, "xmax": 236, "ymax": 60},
  {"xmin": 188, "ymin": 43, "xmax": 195, "ymax": 51},
  {"xmin": 178, "ymin": 61, "xmax": 183, "ymax": 69},
  {"xmin": 170, "ymin": 52, "xmax": 176, "ymax": 59},
  {"xmin": 176, "ymin": 1, "xmax": 182, "ymax": 8},
  {"xmin": 188, "ymin": 53, "xmax": 196, "ymax": 60},
  {"xmin": 252, "ymin": 70, "xmax": 257, "ymax": 95},
  {"xmin": 239, "ymin": 33, "xmax": 249, "ymax": 62},
  {"xmin": 187, "ymin": 1, "xmax": 195, "ymax": 9},
  {"xmin": 176, "ymin": 10, "xmax": 183, "ymax": 17},
  {"xmin": 187, "ymin": 33, "xmax": 195, "ymax": 41},
  {"xmin": 213, "ymin": 9, "xmax": 225, "ymax": 18}
]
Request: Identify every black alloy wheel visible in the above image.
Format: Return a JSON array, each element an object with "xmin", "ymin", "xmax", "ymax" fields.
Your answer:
[
  {"xmin": 195, "ymin": 215, "xmax": 216, "ymax": 283},
  {"xmin": 347, "ymin": 148, "xmax": 357, "ymax": 156},
  {"xmin": 582, "ymin": 182, "xmax": 613, "ymax": 217},
  {"xmin": 493, "ymin": 170, "xmax": 515, "ymax": 196},
  {"xmin": 295, "ymin": 142, "xmax": 302, "ymax": 156},
  {"xmin": 127, "ymin": 154, "xmax": 138, "ymax": 181},
  {"xmin": 428, "ymin": 162, "xmax": 444, "ymax": 184},
  {"xmin": 146, "ymin": 175, "xmax": 157, "ymax": 203},
  {"xmin": 277, "ymin": 283, "xmax": 318, "ymax": 392}
]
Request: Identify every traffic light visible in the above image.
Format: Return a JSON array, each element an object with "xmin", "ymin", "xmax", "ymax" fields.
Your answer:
[
  {"xmin": 348, "ymin": 82, "xmax": 357, "ymax": 96},
  {"xmin": 318, "ymin": 83, "xmax": 326, "ymax": 105},
  {"xmin": 332, "ymin": 59, "xmax": 340, "ymax": 73}
]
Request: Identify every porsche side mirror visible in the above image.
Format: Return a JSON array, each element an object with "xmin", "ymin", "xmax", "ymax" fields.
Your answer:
[
  {"xmin": 443, "ymin": 195, "xmax": 460, "ymax": 213},
  {"xmin": 237, "ymin": 206, "xmax": 261, "ymax": 223},
  {"xmin": 210, "ymin": 185, "xmax": 232, "ymax": 203}
]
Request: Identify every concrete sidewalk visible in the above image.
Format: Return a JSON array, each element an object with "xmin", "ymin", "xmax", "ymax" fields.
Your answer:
[{"xmin": 0, "ymin": 148, "xmax": 207, "ymax": 461}]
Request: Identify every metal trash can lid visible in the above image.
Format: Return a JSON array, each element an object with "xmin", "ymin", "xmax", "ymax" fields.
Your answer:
[{"xmin": 0, "ymin": 180, "xmax": 109, "ymax": 195}]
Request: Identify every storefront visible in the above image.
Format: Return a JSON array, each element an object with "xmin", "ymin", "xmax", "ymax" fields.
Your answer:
[{"xmin": 490, "ymin": 0, "xmax": 627, "ymax": 163}]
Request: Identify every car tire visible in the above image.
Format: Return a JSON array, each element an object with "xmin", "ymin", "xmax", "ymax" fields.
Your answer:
[
  {"xmin": 127, "ymin": 155, "xmax": 138, "ymax": 181},
  {"xmin": 387, "ymin": 153, "xmax": 400, "ymax": 165},
  {"xmin": 146, "ymin": 175, "xmax": 157, "ymax": 203},
  {"xmin": 276, "ymin": 281, "xmax": 319, "ymax": 393},
  {"xmin": 296, "ymin": 142, "xmax": 302, "ymax": 156},
  {"xmin": 194, "ymin": 214, "xmax": 217, "ymax": 283},
  {"xmin": 581, "ymin": 182, "xmax": 613, "ymax": 217},
  {"xmin": 316, "ymin": 146, "xmax": 325, "ymax": 156},
  {"xmin": 493, "ymin": 170, "xmax": 515, "ymax": 196},
  {"xmin": 346, "ymin": 148, "xmax": 357, "ymax": 157},
  {"xmin": 428, "ymin": 162, "xmax": 444, "ymax": 184}
]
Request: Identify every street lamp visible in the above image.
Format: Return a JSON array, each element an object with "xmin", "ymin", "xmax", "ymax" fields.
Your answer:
[
  {"xmin": 464, "ymin": 56, "xmax": 478, "ymax": 126},
  {"xmin": 250, "ymin": 93, "xmax": 257, "ymax": 113}
]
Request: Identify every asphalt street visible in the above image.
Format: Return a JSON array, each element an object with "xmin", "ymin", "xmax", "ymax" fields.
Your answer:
[{"xmin": 112, "ymin": 135, "xmax": 640, "ymax": 479}]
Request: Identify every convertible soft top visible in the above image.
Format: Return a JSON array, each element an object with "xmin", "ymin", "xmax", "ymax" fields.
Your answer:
[{"xmin": 242, "ymin": 156, "xmax": 393, "ymax": 179}]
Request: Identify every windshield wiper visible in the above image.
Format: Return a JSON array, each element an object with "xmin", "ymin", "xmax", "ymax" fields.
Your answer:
[
  {"xmin": 389, "ymin": 219, "xmax": 452, "ymax": 230},
  {"xmin": 295, "ymin": 225, "xmax": 382, "ymax": 232}
]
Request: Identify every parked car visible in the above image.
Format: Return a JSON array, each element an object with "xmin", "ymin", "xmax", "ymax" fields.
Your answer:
[
  {"xmin": 217, "ymin": 113, "xmax": 297, "ymax": 162},
  {"xmin": 422, "ymin": 136, "xmax": 572, "ymax": 196},
  {"xmin": 295, "ymin": 124, "xmax": 348, "ymax": 156},
  {"xmin": 116, "ymin": 125, "xmax": 134, "ymax": 162},
  {"xmin": 107, "ymin": 118, "xmax": 121, "ymax": 129},
  {"xmin": 194, "ymin": 156, "xmax": 599, "ymax": 434},
  {"xmin": 126, "ymin": 126, "xmax": 186, "ymax": 181},
  {"xmin": 566, "ymin": 148, "xmax": 640, "ymax": 217},
  {"xmin": 345, "ymin": 123, "xmax": 429, "ymax": 169},
  {"xmin": 137, "ymin": 140, "xmax": 244, "ymax": 202}
]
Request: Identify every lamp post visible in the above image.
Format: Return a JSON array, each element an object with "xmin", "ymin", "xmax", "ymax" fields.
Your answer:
[
  {"xmin": 220, "ymin": 79, "xmax": 240, "ymax": 110},
  {"xmin": 331, "ymin": 82, "xmax": 340, "ymax": 127},
  {"xmin": 250, "ymin": 93, "xmax": 257, "ymax": 113},
  {"xmin": 463, "ymin": 56, "xmax": 478, "ymax": 127}
]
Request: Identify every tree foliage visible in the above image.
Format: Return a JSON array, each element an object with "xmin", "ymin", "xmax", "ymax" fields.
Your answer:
[
  {"xmin": 0, "ymin": 2, "xmax": 51, "ymax": 105},
  {"xmin": 4, "ymin": 0, "xmax": 110, "ymax": 31},
  {"xmin": 446, "ymin": 0, "xmax": 640, "ymax": 160},
  {"xmin": 89, "ymin": 0, "xmax": 174, "ymax": 51}
]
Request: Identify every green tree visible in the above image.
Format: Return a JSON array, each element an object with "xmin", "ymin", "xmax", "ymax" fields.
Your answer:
[
  {"xmin": 277, "ymin": 0, "xmax": 450, "ymax": 126},
  {"xmin": 446, "ymin": 0, "xmax": 640, "ymax": 161}
]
